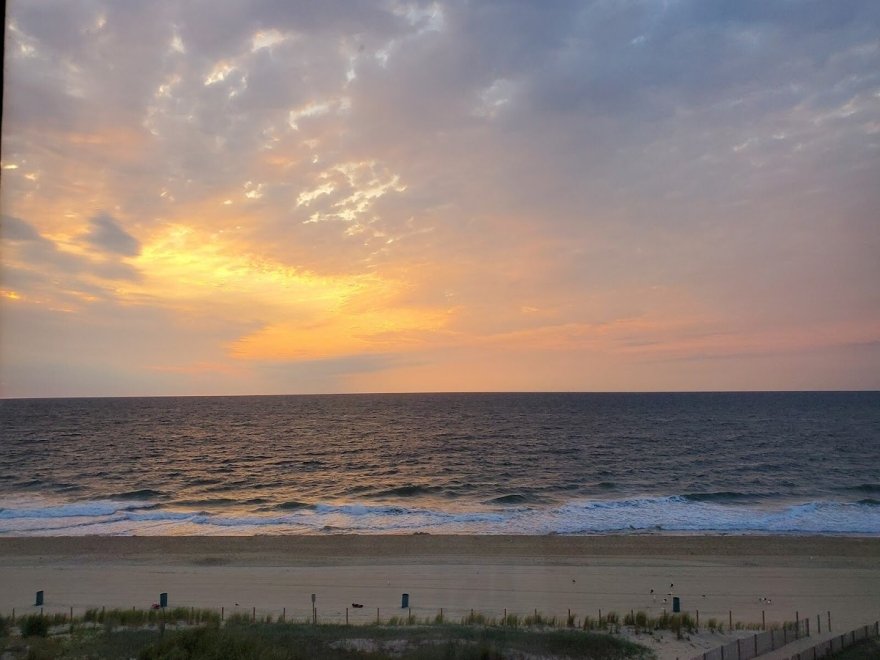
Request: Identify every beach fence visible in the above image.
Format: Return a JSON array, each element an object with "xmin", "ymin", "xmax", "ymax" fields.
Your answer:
[
  {"xmin": 5, "ymin": 603, "xmax": 698, "ymax": 630},
  {"xmin": 785, "ymin": 621, "xmax": 880, "ymax": 660},
  {"xmin": 691, "ymin": 619, "xmax": 809, "ymax": 660},
  {"xmin": 4, "ymin": 602, "xmax": 793, "ymax": 630}
]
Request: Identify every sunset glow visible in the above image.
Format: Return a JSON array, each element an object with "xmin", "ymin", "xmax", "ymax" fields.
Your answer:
[{"xmin": 2, "ymin": 1, "xmax": 878, "ymax": 396}]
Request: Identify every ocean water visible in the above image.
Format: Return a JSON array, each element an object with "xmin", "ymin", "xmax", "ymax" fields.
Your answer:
[{"xmin": 0, "ymin": 392, "xmax": 878, "ymax": 536}]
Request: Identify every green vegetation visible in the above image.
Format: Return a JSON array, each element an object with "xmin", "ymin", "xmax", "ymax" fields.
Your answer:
[
  {"xmin": 18, "ymin": 614, "xmax": 50, "ymax": 638},
  {"xmin": 143, "ymin": 623, "xmax": 653, "ymax": 660},
  {"xmin": 0, "ymin": 604, "xmax": 789, "ymax": 659},
  {"xmin": 1, "ymin": 616, "xmax": 654, "ymax": 659},
  {"xmin": 0, "ymin": 615, "xmax": 10, "ymax": 638},
  {"xmin": 827, "ymin": 636, "xmax": 880, "ymax": 660},
  {"xmin": 82, "ymin": 606, "xmax": 222, "ymax": 627}
]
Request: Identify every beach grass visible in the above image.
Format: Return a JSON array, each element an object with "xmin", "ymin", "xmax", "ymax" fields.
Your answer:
[
  {"xmin": 0, "ymin": 603, "xmax": 803, "ymax": 659},
  {"xmin": 18, "ymin": 614, "xmax": 50, "ymax": 638},
  {"xmin": 827, "ymin": 637, "xmax": 880, "ymax": 660},
  {"xmin": 1, "ymin": 619, "xmax": 654, "ymax": 659}
]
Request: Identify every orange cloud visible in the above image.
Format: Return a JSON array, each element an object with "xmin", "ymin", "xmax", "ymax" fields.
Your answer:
[{"xmin": 229, "ymin": 307, "xmax": 452, "ymax": 361}]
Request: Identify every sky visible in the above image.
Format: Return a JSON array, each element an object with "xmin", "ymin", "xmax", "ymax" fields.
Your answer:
[{"xmin": 1, "ymin": 0, "xmax": 879, "ymax": 397}]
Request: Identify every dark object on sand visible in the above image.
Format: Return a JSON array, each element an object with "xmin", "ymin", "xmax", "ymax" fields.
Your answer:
[
  {"xmin": 673, "ymin": 596, "xmax": 681, "ymax": 613},
  {"xmin": 159, "ymin": 592, "xmax": 168, "ymax": 608},
  {"xmin": 352, "ymin": 603, "xmax": 364, "ymax": 608},
  {"xmin": 401, "ymin": 593, "xmax": 409, "ymax": 608},
  {"xmin": 35, "ymin": 590, "xmax": 44, "ymax": 606}
]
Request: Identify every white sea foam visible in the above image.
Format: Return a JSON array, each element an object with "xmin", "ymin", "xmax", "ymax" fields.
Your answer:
[
  {"xmin": 0, "ymin": 495, "xmax": 877, "ymax": 536},
  {"xmin": 0, "ymin": 499, "xmax": 155, "ymax": 519},
  {"xmin": 545, "ymin": 497, "xmax": 880, "ymax": 534}
]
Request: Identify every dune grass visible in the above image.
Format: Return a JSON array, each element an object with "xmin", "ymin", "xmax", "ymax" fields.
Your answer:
[
  {"xmin": 827, "ymin": 636, "xmax": 880, "ymax": 660},
  {"xmin": 1, "ymin": 620, "xmax": 654, "ymax": 659},
  {"xmin": 141, "ymin": 622, "xmax": 654, "ymax": 660},
  {"xmin": 1, "ymin": 604, "xmax": 786, "ymax": 659}
]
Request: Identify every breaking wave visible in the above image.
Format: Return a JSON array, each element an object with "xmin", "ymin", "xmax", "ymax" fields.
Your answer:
[{"xmin": 1, "ymin": 495, "xmax": 877, "ymax": 536}]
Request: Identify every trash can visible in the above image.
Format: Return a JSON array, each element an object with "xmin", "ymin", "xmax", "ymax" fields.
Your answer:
[
  {"xmin": 35, "ymin": 591, "xmax": 44, "ymax": 607},
  {"xmin": 672, "ymin": 596, "xmax": 680, "ymax": 613},
  {"xmin": 401, "ymin": 593, "xmax": 409, "ymax": 608},
  {"xmin": 160, "ymin": 593, "xmax": 168, "ymax": 608}
]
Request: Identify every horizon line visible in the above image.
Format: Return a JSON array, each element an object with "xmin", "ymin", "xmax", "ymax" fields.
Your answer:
[{"xmin": 2, "ymin": 389, "xmax": 878, "ymax": 401}]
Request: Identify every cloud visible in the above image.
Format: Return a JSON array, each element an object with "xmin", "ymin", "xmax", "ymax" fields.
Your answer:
[
  {"xmin": 263, "ymin": 353, "xmax": 416, "ymax": 377},
  {"xmin": 2, "ymin": 215, "xmax": 44, "ymax": 242},
  {"xmin": 1, "ymin": 215, "xmax": 142, "ymax": 311},
  {"xmin": 83, "ymin": 212, "xmax": 141, "ymax": 256},
  {"xmin": 1, "ymin": 0, "xmax": 878, "ymax": 395}
]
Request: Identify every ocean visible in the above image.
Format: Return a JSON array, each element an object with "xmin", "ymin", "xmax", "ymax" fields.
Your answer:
[{"xmin": 0, "ymin": 392, "xmax": 878, "ymax": 536}]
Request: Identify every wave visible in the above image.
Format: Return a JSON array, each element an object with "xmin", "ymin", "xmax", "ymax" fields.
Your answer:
[
  {"xmin": 488, "ymin": 494, "xmax": 531, "ymax": 505},
  {"xmin": 170, "ymin": 498, "xmax": 240, "ymax": 508},
  {"xmin": 0, "ymin": 500, "xmax": 157, "ymax": 519},
  {"xmin": 844, "ymin": 484, "xmax": 880, "ymax": 494},
  {"xmin": 189, "ymin": 478, "xmax": 222, "ymax": 486},
  {"xmin": 682, "ymin": 491, "xmax": 773, "ymax": 503},
  {"xmin": 270, "ymin": 500, "xmax": 313, "ymax": 511},
  {"xmin": 53, "ymin": 484, "xmax": 85, "ymax": 493},
  {"xmin": 13, "ymin": 479, "xmax": 45, "ymax": 488},
  {"xmin": 1, "ymin": 495, "xmax": 878, "ymax": 536},
  {"xmin": 487, "ymin": 494, "xmax": 548, "ymax": 505},
  {"xmin": 548, "ymin": 497, "xmax": 880, "ymax": 535},
  {"xmin": 367, "ymin": 485, "xmax": 441, "ymax": 498},
  {"xmin": 108, "ymin": 489, "xmax": 165, "ymax": 500}
]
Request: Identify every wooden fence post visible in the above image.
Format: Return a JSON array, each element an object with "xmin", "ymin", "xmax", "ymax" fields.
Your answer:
[{"xmin": 345, "ymin": 608, "xmax": 348, "ymax": 625}]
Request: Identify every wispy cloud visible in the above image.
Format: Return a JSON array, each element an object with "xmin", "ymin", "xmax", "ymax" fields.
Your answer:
[{"xmin": 2, "ymin": 0, "xmax": 878, "ymax": 396}]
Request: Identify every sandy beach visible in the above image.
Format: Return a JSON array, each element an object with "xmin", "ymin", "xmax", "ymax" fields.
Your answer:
[
  {"xmin": 2, "ymin": 536, "xmax": 878, "ymax": 637},
  {"xmin": 1, "ymin": 535, "xmax": 878, "ymax": 658}
]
